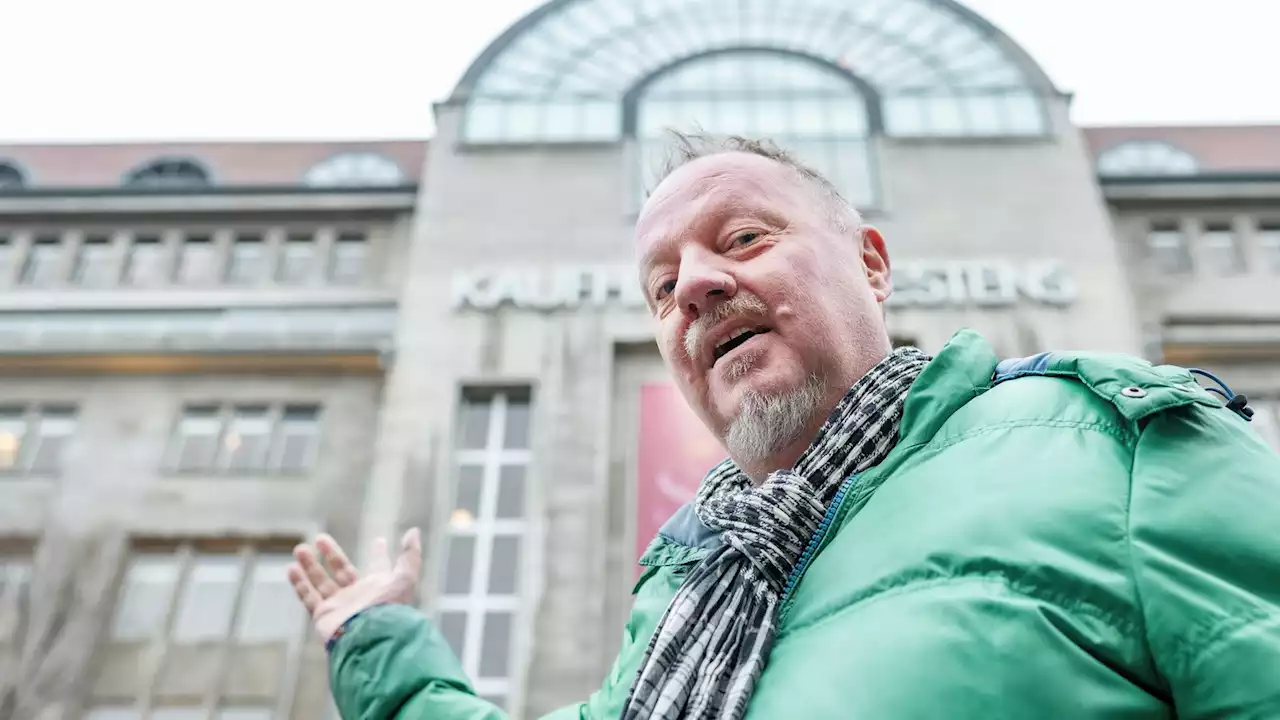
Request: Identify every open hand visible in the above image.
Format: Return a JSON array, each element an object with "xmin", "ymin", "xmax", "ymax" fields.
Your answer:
[{"xmin": 288, "ymin": 528, "xmax": 423, "ymax": 642}]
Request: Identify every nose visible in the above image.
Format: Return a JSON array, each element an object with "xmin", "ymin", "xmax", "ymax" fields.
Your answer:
[{"xmin": 673, "ymin": 253, "xmax": 736, "ymax": 319}]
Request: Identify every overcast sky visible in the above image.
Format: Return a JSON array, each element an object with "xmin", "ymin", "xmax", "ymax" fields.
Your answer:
[{"xmin": 0, "ymin": 0, "xmax": 1273, "ymax": 144}]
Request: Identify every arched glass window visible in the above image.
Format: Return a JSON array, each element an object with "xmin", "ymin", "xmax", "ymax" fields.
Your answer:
[
  {"xmin": 303, "ymin": 152, "xmax": 406, "ymax": 187},
  {"xmin": 0, "ymin": 162, "xmax": 26, "ymax": 190},
  {"xmin": 636, "ymin": 52, "xmax": 875, "ymax": 208},
  {"xmin": 123, "ymin": 158, "xmax": 211, "ymax": 189},
  {"xmin": 454, "ymin": 0, "xmax": 1052, "ymax": 144},
  {"xmin": 1097, "ymin": 140, "xmax": 1199, "ymax": 177}
]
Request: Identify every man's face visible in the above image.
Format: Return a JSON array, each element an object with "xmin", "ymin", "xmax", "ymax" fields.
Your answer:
[{"xmin": 635, "ymin": 152, "xmax": 893, "ymax": 472}]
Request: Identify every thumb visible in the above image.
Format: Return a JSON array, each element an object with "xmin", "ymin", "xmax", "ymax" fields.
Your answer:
[{"xmin": 395, "ymin": 527, "xmax": 422, "ymax": 580}]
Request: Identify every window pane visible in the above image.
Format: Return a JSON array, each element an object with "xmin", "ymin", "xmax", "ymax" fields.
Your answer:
[
  {"xmin": 478, "ymin": 612, "xmax": 513, "ymax": 678},
  {"xmin": 111, "ymin": 557, "xmax": 179, "ymax": 640},
  {"xmin": 124, "ymin": 236, "xmax": 169, "ymax": 286},
  {"xmin": 29, "ymin": 407, "xmax": 76, "ymax": 474},
  {"xmin": 20, "ymin": 237, "xmax": 62, "ymax": 287},
  {"xmin": 481, "ymin": 696, "xmax": 508, "ymax": 712},
  {"xmin": 0, "ymin": 237, "xmax": 13, "ymax": 281},
  {"xmin": 0, "ymin": 409, "xmax": 26, "ymax": 471},
  {"xmin": 176, "ymin": 236, "xmax": 219, "ymax": 285},
  {"xmin": 458, "ymin": 399, "xmax": 491, "ymax": 450},
  {"xmin": 175, "ymin": 407, "xmax": 222, "ymax": 471},
  {"xmin": 580, "ymin": 101, "xmax": 620, "ymax": 141},
  {"xmin": 226, "ymin": 235, "xmax": 265, "ymax": 285},
  {"xmin": 275, "ymin": 405, "xmax": 320, "ymax": 472},
  {"xmin": 466, "ymin": 102, "xmax": 506, "ymax": 142},
  {"xmin": 220, "ymin": 406, "xmax": 271, "ymax": 471},
  {"xmin": 443, "ymin": 536, "xmax": 475, "ymax": 595},
  {"xmin": 502, "ymin": 398, "xmax": 530, "ymax": 450},
  {"xmin": 487, "ymin": 536, "xmax": 521, "ymax": 595},
  {"xmin": 1202, "ymin": 226, "xmax": 1245, "ymax": 276},
  {"xmin": 72, "ymin": 237, "xmax": 116, "ymax": 287},
  {"xmin": 439, "ymin": 610, "xmax": 467, "ymax": 657},
  {"xmin": 495, "ymin": 465, "xmax": 525, "ymax": 519},
  {"xmin": 453, "ymin": 465, "xmax": 483, "ymax": 519},
  {"xmin": 1259, "ymin": 229, "xmax": 1280, "ymax": 274},
  {"xmin": 235, "ymin": 555, "xmax": 297, "ymax": 642},
  {"xmin": 172, "ymin": 555, "xmax": 242, "ymax": 641},
  {"xmin": 328, "ymin": 233, "xmax": 367, "ymax": 284},
  {"xmin": 278, "ymin": 235, "xmax": 316, "ymax": 284},
  {"xmin": 1146, "ymin": 226, "xmax": 1191, "ymax": 275}
]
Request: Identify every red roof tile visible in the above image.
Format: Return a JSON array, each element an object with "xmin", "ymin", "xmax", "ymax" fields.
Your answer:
[
  {"xmin": 0, "ymin": 139, "xmax": 427, "ymax": 188},
  {"xmin": 1083, "ymin": 125, "xmax": 1280, "ymax": 173}
]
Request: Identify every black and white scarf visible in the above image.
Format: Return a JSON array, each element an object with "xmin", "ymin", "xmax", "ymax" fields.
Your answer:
[{"xmin": 622, "ymin": 346, "xmax": 930, "ymax": 720}]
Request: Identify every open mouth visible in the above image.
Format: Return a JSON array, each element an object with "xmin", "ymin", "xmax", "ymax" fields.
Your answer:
[{"xmin": 713, "ymin": 327, "xmax": 770, "ymax": 364}]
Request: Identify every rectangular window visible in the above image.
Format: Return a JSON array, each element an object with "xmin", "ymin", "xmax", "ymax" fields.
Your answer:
[
  {"xmin": 72, "ymin": 235, "xmax": 116, "ymax": 287},
  {"xmin": 328, "ymin": 232, "xmax": 368, "ymax": 285},
  {"xmin": 1201, "ymin": 224, "xmax": 1245, "ymax": 276},
  {"xmin": 111, "ymin": 543, "xmax": 303, "ymax": 645},
  {"xmin": 124, "ymin": 235, "xmax": 169, "ymax": 286},
  {"xmin": 0, "ymin": 405, "xmax": 77, "ymax": 475},
  {"xmin": 272, "ymin": 405, "xmax": 321, "ymax": 472},
  {"xmin": 277, "ymin": 233, "xmax": 316, "ymax": 285},
  {"xmin": 172, "ymin": 405, "xmax": 222, "ymax": 471},
  {"xmin": 217, "ymin": 405, "xmax": 271, "ymax": 471},
  {"xmin": 104, "ymin": 542, "xmax": 304, "ymax": 713},
  {"xmin": 1146, "ymin": 223, "xmax": 1192, "ymax": 275},
  {"xmin": 19, "ymin": 235, "xmax": 63, "ymax": 287},
  {"xmin": 1259, "ymin": 225, "xmax": 1280, "ymax": 275},
  {"xmin": 225, "ymin": 233, "xmax": 265, "ymax": 285},
  {"xmin": 175, "ymin": 234, "xmax": 219, "ymax": 285},
  {"xmin": 437, "ymin": 387, "xmax": 533, "ymax": 708},
  {"xmin": 169, "ymin": 403, "xmax": 322, "ymax": 473}
]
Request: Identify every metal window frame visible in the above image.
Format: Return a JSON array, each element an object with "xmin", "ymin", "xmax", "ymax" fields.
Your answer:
[{"xmin": 0, "ymin": 403, "xmax": 77, "ymax": 476}]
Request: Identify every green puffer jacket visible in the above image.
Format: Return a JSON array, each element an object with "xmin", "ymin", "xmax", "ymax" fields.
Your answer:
[{"xmin": 329, "ymin": 329, "xmax": 1280, "ymax": 719}]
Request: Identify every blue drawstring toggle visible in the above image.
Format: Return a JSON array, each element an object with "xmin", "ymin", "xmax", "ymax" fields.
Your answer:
[{"xmin": 1188, "ymin": 368, "xmax": 1255, "ymax": 421}]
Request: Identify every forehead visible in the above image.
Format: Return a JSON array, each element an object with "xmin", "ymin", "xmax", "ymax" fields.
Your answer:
[{"xmin": 635, "ymin": 152, "xmax": 808, "ymax": 264}]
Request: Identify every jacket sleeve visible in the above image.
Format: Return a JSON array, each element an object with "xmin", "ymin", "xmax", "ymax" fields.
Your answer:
[
  {"xmin": 1129, "ymin": 402, "xmax": 1280, "ymax": 716},
  {"xmin": 328, "ymin": 603, "xmax": 590, "ymax": 720}
]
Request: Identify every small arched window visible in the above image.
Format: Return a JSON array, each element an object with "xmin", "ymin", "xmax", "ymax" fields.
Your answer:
[
  {"xmin": 1097, "ymin": 141, "xmax": 1199, "ymax": 177},
  {"xmin": 0, "ymin": 162, "xmax": 27, "ymax": 190},
  {"xmin": 123, "ymin": 157, "xmax": 212, "ymax": 189},
  {"xmin": 303, "ymin": 152, "xmax": 406, "ymax": 187}
]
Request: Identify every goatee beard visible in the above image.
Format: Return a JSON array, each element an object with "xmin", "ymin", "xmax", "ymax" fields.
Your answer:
[{"xmin": 724, "ymin": 374, "xmax": 825, "ymax": 471}]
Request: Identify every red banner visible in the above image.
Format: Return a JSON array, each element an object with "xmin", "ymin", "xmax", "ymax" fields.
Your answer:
[{"xmin": 635, "ymin": 383, "xmax": 727, "ymax": 562}]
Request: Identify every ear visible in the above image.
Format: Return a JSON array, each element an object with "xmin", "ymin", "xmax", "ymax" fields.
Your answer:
[{"xmin": 859, "ymin": 225, "xmax": 892, "ymax": 303}]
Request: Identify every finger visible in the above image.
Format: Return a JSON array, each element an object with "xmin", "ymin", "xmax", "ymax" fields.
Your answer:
[
  {"xmin": 395, "ymin": 527, "xmax": 423, "ymax": 580},
  {"xmin": 316, "ymin": 534, "xmax": 359, "ymax": 587},
  {"xmin": 294, "ymin": 544, "xmax": 340, "ymax": 598},
  {"xmin": 369, "ymin": 537, "xmax": 392, "ymax": 575},
  {"xmin": 287, "ymin": 563, "xmax": 322, "ymax": 614}
]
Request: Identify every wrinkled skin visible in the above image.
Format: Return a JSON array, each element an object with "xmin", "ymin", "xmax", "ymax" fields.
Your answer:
[
  {"xmin": 635, "ymin": 151, "xmax": 895, "ymax": 479},
  {"xmin": 288, "ymin": 529, "xmax": 422, "ymax": 642}
]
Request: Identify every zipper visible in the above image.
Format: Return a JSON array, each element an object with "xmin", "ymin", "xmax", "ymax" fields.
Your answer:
[{"xmin": 778, "ymin": 473, "xmax": 859, "ymax": 612}]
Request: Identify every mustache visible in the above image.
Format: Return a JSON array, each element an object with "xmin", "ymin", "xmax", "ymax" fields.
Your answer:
[{"xmin": 683, "ymin": 293, "xmax": 770, "ymax": 359}]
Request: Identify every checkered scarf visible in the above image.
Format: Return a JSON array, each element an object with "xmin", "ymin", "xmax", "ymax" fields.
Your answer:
[{"xmin": 621, "ymin": 347, "xmax": 930, "ymax": 720}]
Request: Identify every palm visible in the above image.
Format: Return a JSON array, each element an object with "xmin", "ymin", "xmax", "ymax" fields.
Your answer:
[{"xmin": 288, "ymin": 528, "xmax": 423, "ymax": 642}]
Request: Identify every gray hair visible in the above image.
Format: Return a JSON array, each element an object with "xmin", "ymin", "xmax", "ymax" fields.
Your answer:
[{"xmin": 649, "ymin": 130, "xmax": 863, "ymax": 233}]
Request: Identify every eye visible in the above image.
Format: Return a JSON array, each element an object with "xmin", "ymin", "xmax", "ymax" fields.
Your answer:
[
  {"xmin": 653, "ymin": 278, "xmax": 677, "ymax": 301},
  {"xmin": 731, "ymin": 232, "xmax": 760, "ymax": 247}
]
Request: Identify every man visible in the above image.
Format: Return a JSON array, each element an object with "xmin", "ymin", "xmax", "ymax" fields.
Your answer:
[{"xmin": 289, "ymin": 135, "xmax": 1280, "ymax": 719}]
